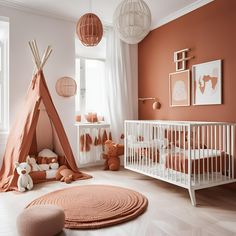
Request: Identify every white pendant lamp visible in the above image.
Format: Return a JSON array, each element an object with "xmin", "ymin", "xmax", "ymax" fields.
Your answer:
[{"xmin": 113, "ymin": 0, "xmax": 151, "ymax": 44}]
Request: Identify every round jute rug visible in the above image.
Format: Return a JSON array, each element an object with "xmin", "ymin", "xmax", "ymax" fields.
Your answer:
[{"xmin": 27, "ymin": 185, "xmax": 148, "ymax": 229}]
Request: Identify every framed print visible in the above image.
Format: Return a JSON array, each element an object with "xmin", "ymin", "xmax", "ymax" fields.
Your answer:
[
  {"xmin": 192, "ymin": 60, "xmax": 222, "ymax": 105},
  {"xmin": 169, "ymin": 70, "xmax": 190, "ymax": 107}
]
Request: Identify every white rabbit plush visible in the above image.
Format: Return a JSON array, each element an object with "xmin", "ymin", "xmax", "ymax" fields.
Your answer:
[
  {"xmin": 14, "ymin": 159, "xmax": 33, "ymax": 192},
  {"xmin": 26, "ymin": 156, "xmax": 42, "ymax": 172}
]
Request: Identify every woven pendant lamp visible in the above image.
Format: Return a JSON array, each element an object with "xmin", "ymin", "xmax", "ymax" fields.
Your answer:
[
  {"xmin": 113, "ymin": 0, "xmax": 151, "ymax": 44},
  {"xmin": 76, "ymin": 0, "xmax": 103, "ymax": 47}
]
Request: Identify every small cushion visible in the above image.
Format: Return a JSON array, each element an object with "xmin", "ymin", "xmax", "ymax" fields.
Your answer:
[{"xmin": 17, "ymin": 205, "xmax": 65, "ymax": 236}]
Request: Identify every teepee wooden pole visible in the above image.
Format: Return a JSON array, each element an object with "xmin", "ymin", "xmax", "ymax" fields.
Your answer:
[
  {"xmin": 40, "ymin": 46, "xmax": 51, "ymax": 70},
  {"xmin": 33, "ymin": 40, "xmax": 41, "ymax": 67},
  {"xmin": 41, "ymin": 47, "xmax": 52, "ymax": 69},
  {"xmin": 29, "ymin": 40, "xmax": 52, "ymax": 72},
  {"xmin": 39, "ymin": 47, "xmax": 49, "ymax": 70},
  {"xmin": 29, "ymin": 41, "xmax": 38, "ymax": 64},
  {"xmin": 28, "ymin": 41, "xmax": 40, "ymax": 70}
]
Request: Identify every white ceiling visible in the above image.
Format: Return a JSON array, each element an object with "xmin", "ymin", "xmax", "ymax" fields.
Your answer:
[{"xmin": 0, "ymin": 0, "xmax": 213, "ymax": 29}]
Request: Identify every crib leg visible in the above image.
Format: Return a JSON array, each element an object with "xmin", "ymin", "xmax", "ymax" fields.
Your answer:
[{"xmin": 188, "ymin": 189, "xmax": 197, "ymax": 206}]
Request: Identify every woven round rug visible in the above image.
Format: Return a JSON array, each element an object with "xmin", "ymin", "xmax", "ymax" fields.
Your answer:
[{"xmin": 27, "ymin": 185, "xmax": 148, "ymax": 229}]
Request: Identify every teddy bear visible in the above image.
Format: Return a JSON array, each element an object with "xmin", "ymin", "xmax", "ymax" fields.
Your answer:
[
  {"xmin": 26, "ymin": 156, "xmax": 42, "ymax": 172},
  {"xmin": 14, "ymin": 159, "xmax": 33, "ymax": 192},
  {"xmin": 55, "ymin": 165, "xmax": 83, "ymax": 184},
  {"xmin": 103, "ymin": 140, "xmax": 124, "ymax": 171}
]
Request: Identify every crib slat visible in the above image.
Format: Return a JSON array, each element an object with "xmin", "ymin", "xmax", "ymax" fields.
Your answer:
[
  {"xmin": 202, "ymin": 126, "xmax": 205, "ymax": 183},
  {"xmin": 223, "ymin": 125, "xmax": 227, "ymax": 178},
  {"xmin": 215, "ymin": 125, "xmax": 217, "ymax": 181},
  {"xmin": 227, "ymin": 125, "xmax": 231, "ymax": 178},
  {"xmin": 231, "ymin": 125, "xmax": 235, "ymax": 179},
  {"xmin": 198, "ymin": 126, "xmax": 200, "ymax": 185},
  {"xmin": 207, "ymin": 126, "xmax": 210, "ymax": 182}
]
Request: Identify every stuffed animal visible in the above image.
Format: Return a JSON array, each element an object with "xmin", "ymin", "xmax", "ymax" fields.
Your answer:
[
  {"xmin": 26, "ymin": 156, "xmax": 42, "ymax": 172},
  {"xmin": 55, "ymin": 165, "xmax": 83, "ymax": 184},
  {"xmin": 14, "ymin": 160, "xmax": 33, "ymax": 192},
  {"xmin": 103, "ymin": 140, "xmax": 124, "ymax": 171},
  {"xmin": 48, "ymin": 157, "xmax": 59, "ymax": 170}
]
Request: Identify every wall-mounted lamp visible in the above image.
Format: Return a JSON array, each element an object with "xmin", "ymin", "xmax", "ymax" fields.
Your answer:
[{"xmin": 138, "ymin": 97, "xmax": 161, "ymax": 110}]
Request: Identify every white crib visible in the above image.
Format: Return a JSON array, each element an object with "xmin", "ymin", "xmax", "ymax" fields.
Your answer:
[{"xmin": 124, "ymin": 120, "xmax": 236, "ymax": 206}]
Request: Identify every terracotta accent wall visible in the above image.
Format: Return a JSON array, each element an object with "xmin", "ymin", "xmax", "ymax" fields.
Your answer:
[
  {"xmin": 138, "ymin": 0, "xmax": 236, "ymax": 186},
  {"xmin": 138, "ymin": 0, "xmax": 236, "ymax": 122}
]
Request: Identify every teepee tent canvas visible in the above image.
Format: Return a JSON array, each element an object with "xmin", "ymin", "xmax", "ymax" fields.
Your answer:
[{"xmin": 0, "ymin": 41, "xmax": 90, "ymax": 192}]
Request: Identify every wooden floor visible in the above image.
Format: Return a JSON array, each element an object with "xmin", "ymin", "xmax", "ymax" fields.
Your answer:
[{"xmin": 0, "ymin": 167, "xmax": 236, "ymax": 236}]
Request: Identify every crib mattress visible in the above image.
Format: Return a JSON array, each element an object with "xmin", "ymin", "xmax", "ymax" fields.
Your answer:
[{"xmin": 164, "ymin": 149, "xmax": 228, "ymax": 174}]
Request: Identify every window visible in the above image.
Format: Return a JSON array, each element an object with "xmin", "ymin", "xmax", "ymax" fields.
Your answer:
[
  {"xmin": 75, "ymin": 36, "xmax": 106, "ymax": 118},
  {"xmin": 0, "ymin": 20, "xmax": 9, "ymax": 132},
  {"xmin": 75, "ymin": 58, "xmax": 106, "ymax": 116}
]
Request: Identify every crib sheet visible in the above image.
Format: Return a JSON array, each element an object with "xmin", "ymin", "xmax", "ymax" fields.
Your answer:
[{"xmin": 164, "ymin": 149, "xmax": 227, "ymax": 174}]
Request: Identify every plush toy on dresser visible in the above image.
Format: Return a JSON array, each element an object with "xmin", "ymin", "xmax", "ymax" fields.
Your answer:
[
  {"xmin": 14, "ymin": 159, "xmax": 33, "ymax": 192},
  {"xmin": 103, "ymin": 140, "xmax": 124, "ymax": 171}
]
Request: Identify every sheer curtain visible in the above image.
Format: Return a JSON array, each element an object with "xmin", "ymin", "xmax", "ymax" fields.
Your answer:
[{"xmin": 104, "ymin": 27, "xmax": 138, "ymax": 142}]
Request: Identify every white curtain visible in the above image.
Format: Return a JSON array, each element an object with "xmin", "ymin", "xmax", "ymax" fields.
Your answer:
[{"xmin": 104, "ymin": 27, "xmax": 138, "ymax": 142}]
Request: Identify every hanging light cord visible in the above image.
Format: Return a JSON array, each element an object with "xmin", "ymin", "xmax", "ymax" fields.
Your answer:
[{"xmin": 89, "ymin": 0, "xmax": 92, "ymax": 13}]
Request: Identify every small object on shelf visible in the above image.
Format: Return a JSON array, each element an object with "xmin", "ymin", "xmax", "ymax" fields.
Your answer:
[
  {"xmin": 75, "ymin": 114, "xmax": 81, "ymax": 122},
  {"xmin": 98, "ymin": 116, "xmax": 104, "ymax": 122},
  {"xmin": 85, "ymin": 113, "xmax": 98, "ymax": 123},
  {"xmin": 152, "ymin": 101, "xmax": 161, "ymax": 110},
  {"xmin": 138, "ymin": 97, "xmax": 161, "ymax": 110}
]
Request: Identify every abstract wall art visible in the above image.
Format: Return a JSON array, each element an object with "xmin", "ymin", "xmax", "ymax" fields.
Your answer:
[
  {"xmin": 169, "ymin": 70, "xmax": 190, "ymax": 107},
  {"xmin": 192, "ymin": 60, "xmax": 222, "ymax": 105}
]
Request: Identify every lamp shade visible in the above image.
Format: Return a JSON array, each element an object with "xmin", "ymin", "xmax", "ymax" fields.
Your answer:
[
  {"xmin": 56, "ymin": 77, "xmax": 77, "ymax": 97},
  {"xmin": 76, "ymin": 13, "xmax": 103, "ymax": 47},
  {"xmin": 113, "ymin": 0, "xmax": 151, "ymax": 44}
]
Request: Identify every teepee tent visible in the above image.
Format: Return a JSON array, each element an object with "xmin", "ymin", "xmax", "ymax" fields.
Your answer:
[{"xmin": 0, "ymin": 41, "xmax": 90, "ymax": 192}]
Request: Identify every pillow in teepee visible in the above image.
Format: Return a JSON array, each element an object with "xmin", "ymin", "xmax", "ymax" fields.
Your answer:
[{"xmin": 38, "ymin": 149, "xmax": 58, "ymax": 158}]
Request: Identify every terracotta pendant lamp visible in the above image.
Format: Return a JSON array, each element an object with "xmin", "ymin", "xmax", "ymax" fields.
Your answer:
[
  {"xmin": 113, "ymin": 0, "xmax": 151, "ymax": 44},
  {"xmin": 76, "ymin": 0, "xmax": 103, "ymax": 47}
]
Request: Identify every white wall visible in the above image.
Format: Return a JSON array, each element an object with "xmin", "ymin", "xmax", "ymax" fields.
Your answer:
[{"xmin": 0, "ymin": 6, "xmax": 77, "ymax": 160}]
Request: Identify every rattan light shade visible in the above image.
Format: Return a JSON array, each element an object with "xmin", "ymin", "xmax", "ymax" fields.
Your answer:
[
  {"xmin": 113, "ymin": 0, "xmax": 151, "ymax": 44},
  {"xmin": 76, "ymin": 13, "xmax": 103, "ymax": 47},
  {"xmin": 56, "ymin": 77, "xmax": 77, "ymax": 97}
]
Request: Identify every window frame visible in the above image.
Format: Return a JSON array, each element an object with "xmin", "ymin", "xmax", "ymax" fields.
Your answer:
[
  {"xmin": 0, "ymin": 39, "xmax": 9, "ymax": 132},
  {"xmin": 75, "ymin": 56, "xmax": 106, "ymax": 116}
]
